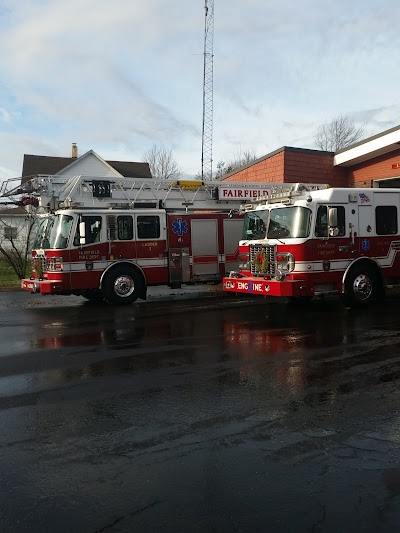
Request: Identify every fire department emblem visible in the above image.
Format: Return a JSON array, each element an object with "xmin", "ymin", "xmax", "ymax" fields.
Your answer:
[{"xmin": 172, "ymin": 218, "xmax": 188, "ymax": 237}]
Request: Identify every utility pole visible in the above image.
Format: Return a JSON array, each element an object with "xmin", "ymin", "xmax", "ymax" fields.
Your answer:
[{"xmin": 201, "ymin": 0, "xmax": 214, "ymax": 180}]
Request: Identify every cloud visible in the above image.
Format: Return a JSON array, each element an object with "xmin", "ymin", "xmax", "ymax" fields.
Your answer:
[
  {"xmin": 0, "ymin": 108, "xmax": 19, "ymax": 124},
  {"xmin": 0, "ymin": 0, "xmax": 400, "ymax": 179}
]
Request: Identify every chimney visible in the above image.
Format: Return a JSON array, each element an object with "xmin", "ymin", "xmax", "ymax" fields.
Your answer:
[{"xmin": 71, "ymin": 143, "xmax": 78, "ymax": 158}]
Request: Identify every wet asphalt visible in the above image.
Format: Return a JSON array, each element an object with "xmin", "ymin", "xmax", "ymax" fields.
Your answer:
[{"xmin": 1, "ymin": 289, "xmax": 400, "ymax": 532}]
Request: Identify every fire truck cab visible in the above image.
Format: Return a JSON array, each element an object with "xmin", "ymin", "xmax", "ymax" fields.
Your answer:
[{"xmin": 223, "ymin": 183, "xmax": 400, "ymax": 307}]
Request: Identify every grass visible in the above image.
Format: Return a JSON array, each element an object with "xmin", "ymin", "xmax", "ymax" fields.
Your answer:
[{"xmin": 0, "ymin": 259, "xmax": 21, "ymax": 290}]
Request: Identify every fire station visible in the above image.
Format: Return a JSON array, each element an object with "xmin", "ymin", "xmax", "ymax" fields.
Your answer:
[{"xmin": 220, "ymin": 124, "xmax": 400, "ymax": 189}]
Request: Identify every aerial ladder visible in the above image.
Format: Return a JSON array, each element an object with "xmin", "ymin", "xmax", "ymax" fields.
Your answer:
[{"xmin": 0, "ymin": 174, "xmax": 276, "ymax": 213}]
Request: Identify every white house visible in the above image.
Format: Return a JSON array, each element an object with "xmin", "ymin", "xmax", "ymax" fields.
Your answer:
[
  {"xmin": 21, "ymin": 144, "xmax": 152, "ymax": 183},
  {"xmin": 0, "ymin": 205, "xmax": 31, "ymax": 252}
]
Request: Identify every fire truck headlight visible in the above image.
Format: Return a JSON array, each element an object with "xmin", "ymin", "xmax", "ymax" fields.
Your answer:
[
  {"xmin": 238, "ymin": 253, "xmax": 250, "ymax": 270},
  {"xmin": 275, "ymin": 252, "xmax": 295, "ymax": 274},
  {"xmin": 46, "ymin": 257, "xmax": 63, "ymax": 271}
]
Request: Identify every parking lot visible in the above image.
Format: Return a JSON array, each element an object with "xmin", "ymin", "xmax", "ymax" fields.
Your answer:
[{"xmin": 1, "ymin": 289, "xmax": 400, "ymax": 532}]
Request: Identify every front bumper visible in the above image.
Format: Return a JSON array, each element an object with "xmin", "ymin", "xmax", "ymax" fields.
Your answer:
[
  {"xmin": 21, "ymin": 279, "xmax": 63, "ymax": 294},
  {"xmin": 222, "ymin": 276, "xmax": 310, "ymax": 297}
]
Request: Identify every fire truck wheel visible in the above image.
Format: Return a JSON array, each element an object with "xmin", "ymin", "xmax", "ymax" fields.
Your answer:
[
  {"xmin": 342, "ymin": 265, "xmax": 380, "ymax": 307},
  {"xmin": 103, "ymin": 267, "xmax": 143, "ymax": 305}
]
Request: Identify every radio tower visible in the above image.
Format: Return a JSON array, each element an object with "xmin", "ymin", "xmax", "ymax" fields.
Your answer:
[{"xmin": 201, "ymin": 0, "xmax": 214, "ymax": 180}]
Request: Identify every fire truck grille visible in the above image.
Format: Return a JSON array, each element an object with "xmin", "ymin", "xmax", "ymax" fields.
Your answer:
[{"xmin": 249, "ymin": 244, "xmax": 276, "ymax": 277}]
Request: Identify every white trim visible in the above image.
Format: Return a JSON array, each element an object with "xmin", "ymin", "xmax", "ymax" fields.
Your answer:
[
  {"xmin": 334, "ymin": 129, "xmax": 400, "ymax": 167},
  {"xmin": 68, "ymin": 258, "xmax": 166, "ymax": 272},
  {"xmin": 56, "ymin": 150, "xmax": 124, "ymax": 178},
  {"xmin": 294, "ymin": 246, "xmax": 400, "ymax": 273}
]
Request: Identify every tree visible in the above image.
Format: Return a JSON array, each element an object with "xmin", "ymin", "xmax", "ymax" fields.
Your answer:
[
  {"xmin": 0, "ymin": 204, "xmax": 38, "ymax": 279},
  {"xmin": 215, "ymin": 149, "xmax": 259, "ymax": 179},
  {"xmin": 143, "ymin": 145, "xmax": 182, "ymax": 180},
  {"xmin": 315, "ymin": 114, "xmax": 365, "ymax": 152}
]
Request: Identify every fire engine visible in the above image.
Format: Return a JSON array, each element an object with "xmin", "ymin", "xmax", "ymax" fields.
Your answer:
[
  {"xmin": 223, "ymin": 183, "xmax": 400, "ymax": 307},
  {"xmin": 1, "ymin": 174, "xmax": 278, "ymax": 305}
]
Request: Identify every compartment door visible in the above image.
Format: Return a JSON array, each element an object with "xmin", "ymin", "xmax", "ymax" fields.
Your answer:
[
  {"xmin": 191, "ymin": 219, "xmax": 219, "ymax": 278},
  {"xmin": 223, "ymin": 218, "xmax": 243, "ymax": 274}
]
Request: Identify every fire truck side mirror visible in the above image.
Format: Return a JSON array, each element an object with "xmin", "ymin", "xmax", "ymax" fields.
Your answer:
[
  {"xmin": 328, "ymin": 207, "xmax": 338, "ymax": 228},
  {"xmin": 79, "ymin": 221, "xmax": 86, "ymax": 245}
]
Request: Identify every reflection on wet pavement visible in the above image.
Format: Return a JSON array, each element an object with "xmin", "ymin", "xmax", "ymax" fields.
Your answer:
[{"xmin": 2, "ymin": 293, "xmax": 400, "ymax": 531}]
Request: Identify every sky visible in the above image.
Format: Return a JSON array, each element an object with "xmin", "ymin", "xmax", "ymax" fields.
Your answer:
[{"xmin": 0, "ymin": 0, "xmax": 400, "ymax": 181}]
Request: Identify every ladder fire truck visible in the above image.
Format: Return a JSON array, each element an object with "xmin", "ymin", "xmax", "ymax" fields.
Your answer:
[
  {"xmin": 223, "ymin": 183, "xmax": 400, "ymax": 307},
  {"xmin": 1, "ymin": 174, "xmax": 277, "ymax": 304}
]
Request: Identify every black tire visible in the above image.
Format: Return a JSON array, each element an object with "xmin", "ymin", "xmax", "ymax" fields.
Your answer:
[
  {"xmin": 102, "ymin": 266, "xmax": 144, "ymax": 305},
  {"xmin": 81, "ymin": 289, "xmax": 104, "ymax": 303},
  {"xmin": 342, "ymin": 265, "xmax": 382, "ymax": 308}
]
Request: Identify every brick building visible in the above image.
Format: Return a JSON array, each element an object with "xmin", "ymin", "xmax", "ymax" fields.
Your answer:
[{"xmin": 220, "ymin": 124, "xmax": 400, "ymax": 189}]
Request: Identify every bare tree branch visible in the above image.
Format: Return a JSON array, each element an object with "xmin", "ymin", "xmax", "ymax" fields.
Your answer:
[
  {"xmin": 215, "ymin": 149, "xmax": 259, "ymax": 179},
  {"xmin": 0, "ymin": 207, "xmax": 37, "ymax": 279},
  {"xmin": 143, "ymin": 145, "xmax": 182, "ymax": 180},
  {"xmin": 315, "ymin": 114, "xmax": 365, "ymax": 152}
]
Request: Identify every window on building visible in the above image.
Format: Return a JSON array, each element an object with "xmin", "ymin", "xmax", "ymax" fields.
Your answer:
[
  {"xmin": 137, "ymin": 216, "xmax": 160, "ymax": 239},
  {"xmin": 3, "ymin": 226, "xmax": 17, "ymax": 240},
  {"xmin": 376, "ymin": 206, "xmax": 398, "ymax": 235},
  {"xmin": 117, "ymin": 216, "xmax": 133, "ymax": 240}
]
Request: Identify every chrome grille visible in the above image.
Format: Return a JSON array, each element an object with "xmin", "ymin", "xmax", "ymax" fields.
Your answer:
[{"xmin": 250, "ymin": 244, "xmax": 276, "ymax": 277}]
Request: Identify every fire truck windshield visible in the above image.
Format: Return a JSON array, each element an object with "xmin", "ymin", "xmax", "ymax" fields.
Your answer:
[
  {"xmin": 242, "ymin": 211, "xmax": 269, "ymax": 239},
  {"xmin": 243, "ymin": 206, "xmax": 311, "ymax": 240},
  {"xmin": 32, "ymin": 216, "xmax": 55, "ymax": 249},
  {"xmin": 268, "ymin": 206, "xmax": 311, "ymax": 239},
  {"xmin": 46, "ymin": 214, "xmax": 74, "ymax": 249}
]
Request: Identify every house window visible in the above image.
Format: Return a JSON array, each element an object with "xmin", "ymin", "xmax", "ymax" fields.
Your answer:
[{"xmin": 4, "ymin": 227, "xmax": 17, "ymax": 240}]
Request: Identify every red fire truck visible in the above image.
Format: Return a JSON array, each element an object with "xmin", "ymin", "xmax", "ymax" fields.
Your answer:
[
  {"xmin": 2, "ymin": 174, "xmax": 277, "ymax": 304},
  {"xmin": 223, "ymin": 183, "xmax": 400, "ymax": 307}
]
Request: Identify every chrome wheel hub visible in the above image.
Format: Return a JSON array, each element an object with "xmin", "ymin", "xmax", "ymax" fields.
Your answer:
[
  {"xmin": 353, "ymin": 274, "xmax": 372, "ymax": 301},
  {"xmin": 114, "ymin": 275, "xmax": 135, "ymax": 298}
]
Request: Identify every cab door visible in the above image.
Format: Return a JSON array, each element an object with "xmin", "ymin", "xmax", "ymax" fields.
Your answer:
[
  {"xmin": 358, "ymin": 204, "xmax": 373, "ymax": 256},
  {"xmin": 313, "ymin": 204, "xmax": 350, "ymax": 276},
  {"xmin": 134, "ymin": 211, "xmax": 168, "ymax": 284}
]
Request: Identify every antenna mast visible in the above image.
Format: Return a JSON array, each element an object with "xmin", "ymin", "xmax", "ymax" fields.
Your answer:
[{"xmin": 201, "ymin": 0, "xmax": 214, "ymax": 180}]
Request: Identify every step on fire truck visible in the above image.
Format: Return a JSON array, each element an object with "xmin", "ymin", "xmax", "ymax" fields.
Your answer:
[
  {"xmin": 1, "ymin": 174, "xmax": 279, "ymax": 304},
  {"xmin": 223, "ymin": 183, "xmax": 400, "ymax": 307}
]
